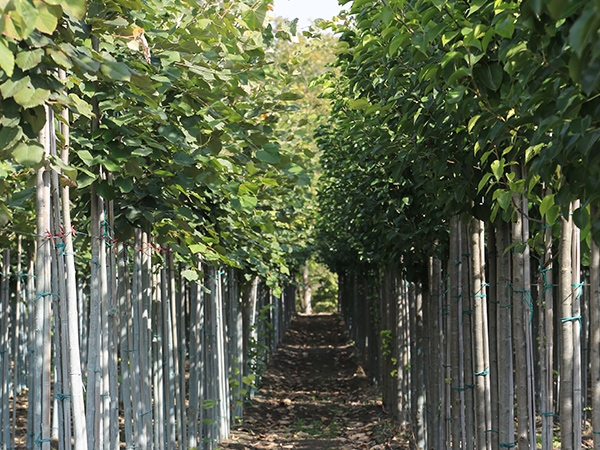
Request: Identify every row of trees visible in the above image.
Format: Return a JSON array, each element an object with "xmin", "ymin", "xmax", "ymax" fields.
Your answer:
[
  {"xmin": 317, "ymin": 0, "xmax": 600, "ymax": 449},
  {"xmin": 0, "ymin": 0, "xmax": 314, "ymax": 448}
]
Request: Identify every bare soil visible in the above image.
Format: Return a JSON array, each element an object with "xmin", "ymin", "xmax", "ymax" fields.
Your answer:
[{"xmin": 218, "ymin": 313, "xmax": 409, "ymax": 450}]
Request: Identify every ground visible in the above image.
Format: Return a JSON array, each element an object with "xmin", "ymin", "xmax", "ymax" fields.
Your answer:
[{"xmin": 218, "ymin": 313, "xmax": 410, "ymax": 450}]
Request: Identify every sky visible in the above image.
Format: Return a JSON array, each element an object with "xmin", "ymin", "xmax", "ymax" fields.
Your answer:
[{"xmin": 272, "ymin": 0, "xmax": 349, "ymax": 30}]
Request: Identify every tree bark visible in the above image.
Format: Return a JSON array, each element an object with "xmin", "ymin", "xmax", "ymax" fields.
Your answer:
[
  {"xmin": 590, "ymin": 205, "xmax": 600, "ymax": 450},
  {"xmin": 559, "ymin": 205, "xmax": 574, "ymax": 450}
]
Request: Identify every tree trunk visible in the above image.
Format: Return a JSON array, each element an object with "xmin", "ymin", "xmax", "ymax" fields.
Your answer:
[
  {"xmin": 571, "ymin": 200, "xmax": 582, "ymax": 449},
  {"xmin": 540, "ymin": 195, "xmax": 555, "ymax": 450},
  {"xmin": 470, "ymin": 217, "xmax": 491, "ymax": 450},
  {"xmin": 449, "ymin": 215, "xmax": 465, "ymax": 449},
  {"xmin": 559, "ymin": 204, "xmax": 574, "ymax": 450},
  {"xmin": 59, "ymin": 75, "xmax": 88, "ymax": 450},
  {"xmin": 35, "ymin": 104, "xmax": 54, "ymax": 450},
  {"xmin": 590, "ymin": 205, "xmax": 600, "ymax": 450},
  {"xmin": 302, "ymin": 263, "xmax": 312, "ymax": 314},
  {"xmin": 511, "ymin": 166, "xmax": 536, "ymax": 450},
  {"xmin": 495, "ymin": 221, "xmax": 514, "ymax": 449}
]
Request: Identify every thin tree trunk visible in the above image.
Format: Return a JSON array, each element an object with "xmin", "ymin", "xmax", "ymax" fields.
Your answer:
[
  {"xmin": 50, "ymin": 146, "xmax": 71, "ymax": 450},
  {"xmin": 162, "ymin": 252, "xmax": 176, "ymax": 448},
  {"xmin": 449, "ymin": 215, "xmax": 465, "ymax": 449},
  {"xmin": 486, "ymin": 223, "xmax": 499, "ymax": 450},
  {"xmin": 571, "ymin": 200, "xmax": 582, "ymax": 449},
  {"xmin": 59, "ymin": 71, "xmax": 88, "ymax": 450},
  {"xmin": 461, "ymin": 222, "xmax": 475, "ymax": 450},
  {"xmin": 35, "ymin": 104, "xmax": 54, "ymax": 450},
  {"xmin": 540, "ymin": 197, "xmax": 555, "ymax": 450},
  {"xmin": 1, "ymin": 249, "xmax": 11, "ymax": 450},
  {"xmin": 590, "ymin": 205, "xmax": 600, "ymax": 450},
  {"xmin": 495, "ymin": 221, "xmax": 514, "ymax": 449},
  {"xmin": 302, "ymin": 264, "xmax": 312, "ymax": 314},
  {"xmin": 470, "ymin": 217, "xmax": 491, "ymax": 450},
  {"xmin": 512, "ymin": 166, "xmax": 535, "ymax": 450},
  {"xmin": 559, "ymin": 204, "xmax": 574, "ymax": 450},
  {"xmin": 117, "ymin": 243, "xmax": 134, "ymax": 449}
]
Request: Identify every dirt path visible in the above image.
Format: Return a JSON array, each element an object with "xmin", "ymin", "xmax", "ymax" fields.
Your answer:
[{"xmin": 219, "ymin": 313, "xmax": 409, "ymax": 450}]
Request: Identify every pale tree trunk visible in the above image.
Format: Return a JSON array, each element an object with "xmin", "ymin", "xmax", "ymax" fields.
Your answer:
[
  {"xmin": 58, "ymin": 72, "xmax": 88, "ymax": 450},
  {"xmin": 50, "ymin": 139, "xmax": 71, "ymax": 450},
  {"xmin": 540, "ymin": 193, "xmax": 555, "ymax": 450},
  {"xmin": 470, "ymin": 217, "xmax": 491, "ymax": 450},
  {"xmin": 141, "ymin": 231, "xmax": 154, "ymax": 446},
  {"xmin": 168, "ymin": 251, "xmax": 184, "ymax": 447},
  {"xmin": 131, "ymin": 232, "xmax": 142, "ymax": 445},
  {"xmin": 106, "ymin": 196, "xmax": 119, "ymax": 450},
  {"xmin": 511, "ymin": 166, "xmax": 536, "ymax": 450},
  {"xmin": 117, "ymin": 243, "xmax": 133, "ymax": 449},
  {"xmin": 86, "ymin": 187, "xmax": 103, "ymax": 450},
  {"xmin": 559, "ymin": 204, "xmax": 574, "ymax": 450},
  {"xmin": 302, "ymin": 264, "xmax": 312, "ymax": 314},
  {"xmin": 154, "ymin": 267, "xmax": 165, "ymax": 450},
  {"xmin": 1, "ymin": 249, "xmax": 11, "ymax": 450},
  {"xmin": 461, "ymin": 222, "xmax": 475, "ymax": 450},
  {"xmin": 188, "ymin": 263, "xmax": 204, "ymax": 448},
  {"xmin": 571, "ymin": 200, "xmax": 582, "ymax": 449},
  {"xmin": 162, "ymin": 252, "xmax": 176, "ymax": 447},
  {"xmin": 35, "ymin": 104, "xmax": 54, "ymax": 450},
  {"xmin": 449, "ymin": 215, "xmax": 466, "ymax": 449},
  {"xmin": 486, "ymin": 224, "xmax": 499, "ymax": 450},
  {"xmin": 495, "ymin": 221, "xmax": 514, "ymax": 449},
  {"xmin": 590, "ymin": 205, "xmax": 600, "ymax": 450}
]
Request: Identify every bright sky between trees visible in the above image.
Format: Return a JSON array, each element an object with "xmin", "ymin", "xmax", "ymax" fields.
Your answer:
[{"xmin": 272, "ymin": 0, "xmax": 348, "ymax": 29}]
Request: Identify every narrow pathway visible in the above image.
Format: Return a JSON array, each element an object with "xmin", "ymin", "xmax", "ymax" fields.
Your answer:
[{"xmin": 219, "ymin": 314, "xmax": 409, "ymax": 450}]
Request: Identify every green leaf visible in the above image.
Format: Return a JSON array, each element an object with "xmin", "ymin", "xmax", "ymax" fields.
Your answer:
[
  {"xmin": 12, "ymin": 141, "xmax": 45, "ymax": 166},
  {"xmin": 494, "ymin": 13, "xmax": 515, "ymax": 38},
  {"xmin": 238, "ymin": 195, "xmax": 258, "ymax": 210},
  {"xmin": 491, "ymin": 159, "xmax": 504, "ymax": 181},
  {"xmin": 539, "ymin": 194, "xmax": 555, "ymax": 217},
  {"xmin": 569, "ymin": 13, "xmax": 599, "ymax": 57},
  {"xmin": 348, "ymin": 98, "xmax": 371, "ymax": 110},
  {"xmin": 0, "ymin": 40, "xmax": 15, "ymax": 76},
  {"xmin": 181, "ymin": 269, "xmax": 199, "ymax": 282},
  {"xmin": 546, "ymin": 0, "xmax": 568, "ymax": 20},
  {"xmin": 256, "ymin": 143, "xmax": 281, "ymax": 164},
  {"xmin": 573, "ymin": 205, "xmax": 590, "ymax": 230},
  {"xmin": 13, "ymin": 86, "xmax": 50, "ymax": 108},
  {"xmin": 547, "ymin": 205, "xmax": 560, "ymax": 225},
  {"xmin": 173, "ymin": 151, "xmax": 195, "ymax": 166},
  {"xmin": 447, "ymin": 67, "xmax": 470, "ymax": 85},
  {"xmin": 203, "ymin": 399, "xmax": 217, "ymax": 409},
  {"xmin": 62, "ymin": 0, "xmax": 87, "ymax": 19},
  {"xmin": 477, "ymin": 63, "xmax": 503, "ymax": 91},
  {"xmin": 189, "ymin": 243, "xmax": 207, "ymax": 254},
  {"xmin": 33, "ymin": 0, "xmax": 61, "ymax": 34},
  {"xmin": 96, "ymin": 180, "xmax": 116, "ymax": 201},
  {"xmin": 581, "ymin": 59, "xmax": 600, "ymax": 95},
  {"xmin": 15, "ymin": 48, "xmax": 44, "ymax": 70},
  {"xmin": 100, "ymin": 60, "xmax": 131, "ymax": 82},
  {"xmin": 0, "ymin": 125, "xmax": 22, "ymax": 150}
]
